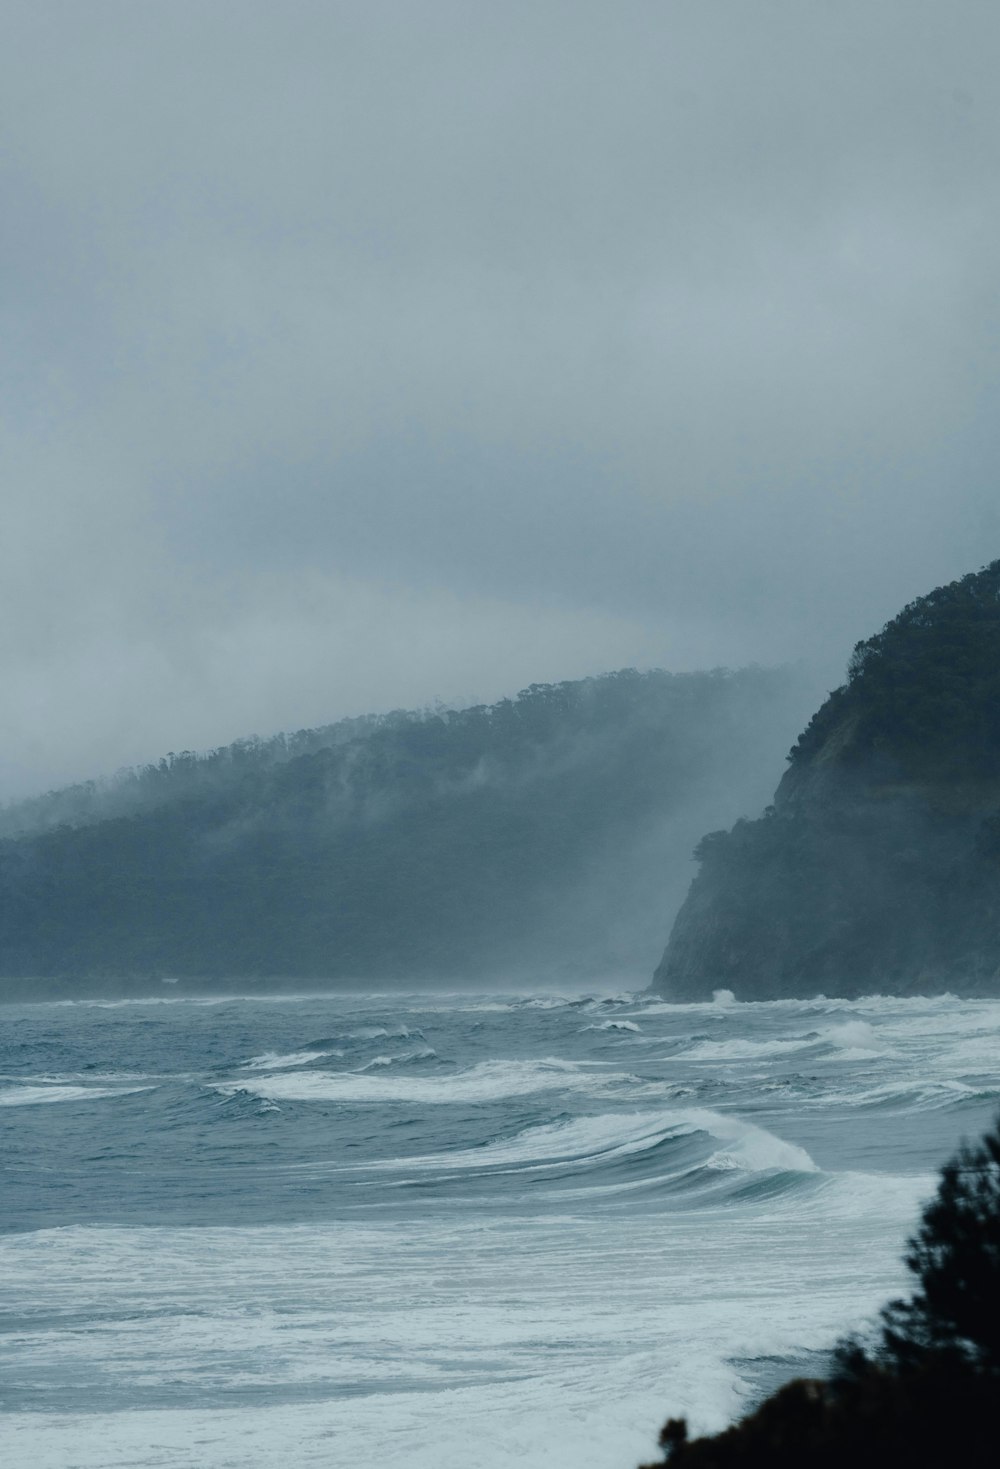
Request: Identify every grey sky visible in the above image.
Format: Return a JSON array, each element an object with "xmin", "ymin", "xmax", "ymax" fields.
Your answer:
[{"xmin": 2, "ymin": 1, "xmax": 998, "ymax": 796}]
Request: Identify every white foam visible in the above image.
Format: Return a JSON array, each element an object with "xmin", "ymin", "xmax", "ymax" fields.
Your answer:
[
  {"xmin": 8, "ymin": 982, "xmax": 973, "ymax": 1469},
  {"xmin": 701, "ymin": 1114, "xmax": 819, "ymax": 1174},
  {"xmin": 359, "ymin": 1047, "xmax": 437, "ymax": 1071},
  {"xmin": 371, "ymin": 1107, "xmax": 817, "ymax": 1182},
  {"xmin": 638, "ymin": 992, "xmax": 981, "ymax": 1020},
  {"xmin": 822, "ymin": 1020, "xmax": 884, "ymax": 1053},
  {"xmin": 374, "ymin": 1111, "xmax": 685, "ymax": 1173},
  {"xmin": 682, "ymin": 1020, "xmax": 889, "ymax": 1063},
  {"xmin": 682, "ymin": 1035, "xmax": 816, "ymax": 1061},
  {"xmin": 0, "ymin": 1201, "xmax": 917, "ymax": 1469},
  {"xmin": 216, "ymin": 1057, "xmax": 614, "ymax": 1105},
  {"xmin": 582, "ymin": 1019, "xmax": 642, "ymax": 1033},
  {"xmin": 0, "ymin": 1083, "xmax": 150, "ymax": 1107},
  {"xmin": 821, "ymin": 1170, "xmax": 933, "ymax": 1219},
  {"xmin": 2, "ymin": 1071, "xmax": 159, "ymax": 1084},
  {"xmin": 242, "ymin": 1050, "xmax": 342, "ymax": 1071},
  {"xmin": 824, "ymin": 1076, "xmax": 1000, "ymax": 1111},
  {"xmin": 937, "ymin": 1035, "xmax": 1000, "ymax": 1074}
]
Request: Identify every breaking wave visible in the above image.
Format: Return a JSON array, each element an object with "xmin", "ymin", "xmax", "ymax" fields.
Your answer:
[
  {"xmin": 3, "ymin": 986, "xmax": 997, "ymax": 1469},
  {"xmin": 360, "ymin": 1106, "xmax": 822, "ymax": 1207},
  {"xmin": 0, "ymin": 1082, "xmax": 151, "ymax": 1107},
  {"xmin": 241, "ymin": 1049, "xmax": 343, "ymax": 1071},
  {"xmin": 216, "ymin": 1057, "xmax": 618, "ymax": 1105}
]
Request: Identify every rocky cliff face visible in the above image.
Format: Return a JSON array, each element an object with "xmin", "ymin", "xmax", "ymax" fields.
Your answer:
[{"xmin": 654, "ymin": 562, "xmax": 1000, "ymax": 999}]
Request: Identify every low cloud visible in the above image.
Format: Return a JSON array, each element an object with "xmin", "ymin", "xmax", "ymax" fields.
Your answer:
[{"xmin": 2, "ymin": 1, "xmax": 998, "ymax": 793}]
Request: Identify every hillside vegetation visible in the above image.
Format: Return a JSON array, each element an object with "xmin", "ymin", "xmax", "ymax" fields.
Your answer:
[
  {"xmin": 0, "ymin": 666, "xmax": 806, "ymax": 996},
  {"xmin": 656, "ymin": 562, "xmax": 1000, "ymax": 999}
]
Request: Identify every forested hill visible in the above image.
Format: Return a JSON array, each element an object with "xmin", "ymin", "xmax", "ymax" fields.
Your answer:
[
  {"xmin": 0, "ymin": 712, "xmax": 406, "ymax": 839},
  {"xmin": 0, "ymin": 667, "xmax": 810, "ymax": 996},
  {"xmin": 656, "ymin": 562, "xmax": 1000, "ymax": 1000}
]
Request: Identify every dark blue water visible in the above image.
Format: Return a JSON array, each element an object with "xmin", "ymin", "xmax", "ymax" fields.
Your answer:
[{"xmin": 1, "ymin": 989, "xmax": 997, "ymax": 1467}]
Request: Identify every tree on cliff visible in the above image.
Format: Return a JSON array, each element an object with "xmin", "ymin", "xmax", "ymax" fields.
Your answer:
[
  {"xmin": 790, "ymin": 558, "xmax": 1000, "ymax": 779},
  {"xmin": 654, "ymin": 560, "xmax": 1000, "ymax": 1001},
  {"xmin": 640, "ymin": 1115, "xmax": 1000, "ymax": 1468}
]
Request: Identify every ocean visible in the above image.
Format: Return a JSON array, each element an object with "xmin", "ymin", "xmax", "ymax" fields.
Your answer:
[{"xmin": 1, "ymin": 987, "xmax": 998, "ymax": 1467}]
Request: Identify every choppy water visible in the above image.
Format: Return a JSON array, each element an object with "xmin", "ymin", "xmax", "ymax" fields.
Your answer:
[{"xmin": 1, "ymin": 987, "xmax": 999, "ymax": 1468}]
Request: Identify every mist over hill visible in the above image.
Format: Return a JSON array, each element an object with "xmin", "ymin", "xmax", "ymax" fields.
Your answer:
[
  {"xmin": 656, "ymin": 563, "xmax": 1000, "ymax": 1000},
  {"xmin": 0, "ymin": 666, "xmax": 813, "ymax": 997}
]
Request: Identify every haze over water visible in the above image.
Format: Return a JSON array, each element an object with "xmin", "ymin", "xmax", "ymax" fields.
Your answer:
[
  {"xmin": 2, "ymin": 986, "xmax": 998, "ymax": 1467},
  {"xmin": 4, "ymin": 8, "xmax": 1000, "ymax": 1464},
  {"xmin": 3, "ymin": 3, "xmax": 999, "ymax": 798}
]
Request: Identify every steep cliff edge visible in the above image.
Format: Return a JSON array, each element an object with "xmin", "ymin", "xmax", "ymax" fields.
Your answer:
[{"xmin": 654, "ymin": 562, "xmax": 1000, "ymax": 999}]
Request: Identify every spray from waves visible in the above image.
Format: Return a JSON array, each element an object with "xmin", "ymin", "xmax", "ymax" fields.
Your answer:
[
  {"xmin": 820, "ymin": 1021, "xmax": 890, "ymax": 1057},
  {"xmin": 582, "ymin": 1020, "xmax": 642, "ymax": 1033},
  {"xmin": 697, "ymin": 1112, "xmax": 818, "ymax": 1173}
]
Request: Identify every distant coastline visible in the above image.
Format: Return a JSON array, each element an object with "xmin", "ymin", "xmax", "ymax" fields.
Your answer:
[{"xmin": 0, "ymin": 667, "xmax": 812, "ymax": 997}]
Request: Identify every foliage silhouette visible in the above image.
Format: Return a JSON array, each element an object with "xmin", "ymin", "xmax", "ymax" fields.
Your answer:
[
  {"xmin": 791, "ymin": 558, "xmax": 1000, "ymax": 780},
  {"xmin": 866, "ymin": 1120, "xmax": 1000, "ymax": 1376},
  {"xmin": 640, "ymin": 1115, "xmax": 1000, "ymax": 1468}
]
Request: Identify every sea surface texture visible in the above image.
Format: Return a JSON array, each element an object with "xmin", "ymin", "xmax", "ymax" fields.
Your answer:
[{"xmin": 1, "ymin": 989, "xmax": 998, "ymax": 1467}]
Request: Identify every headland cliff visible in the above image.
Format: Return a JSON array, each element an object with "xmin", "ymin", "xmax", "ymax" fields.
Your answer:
[{"xmin": 655, "ymin": 562, "xmax": 1000, "ymax": 999}]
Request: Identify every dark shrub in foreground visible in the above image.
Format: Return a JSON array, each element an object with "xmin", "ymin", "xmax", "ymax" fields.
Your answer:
[{"xmin": 641, "ymin": 1118, "xmax": 1000, "ymax": 1468}]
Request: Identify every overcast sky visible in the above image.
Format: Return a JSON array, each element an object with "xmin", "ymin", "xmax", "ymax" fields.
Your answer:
[{"xmin": 2, "ymin": 1, "xmax": 998, "ymax": 797}]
